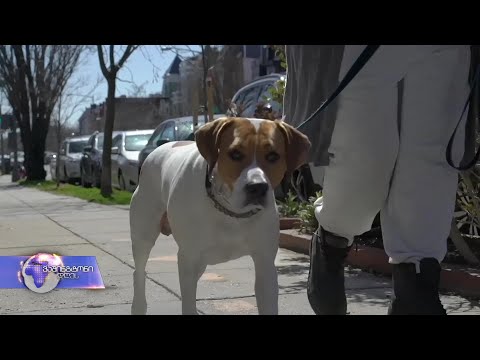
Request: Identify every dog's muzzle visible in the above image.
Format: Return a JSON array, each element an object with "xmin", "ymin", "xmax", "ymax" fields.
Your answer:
[{"xmin": 244, "ymin": 181, "xmax": 269, "ymax": 205}]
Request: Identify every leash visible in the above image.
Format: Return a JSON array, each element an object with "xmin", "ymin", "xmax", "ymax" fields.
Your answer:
[
  {"xmin": 446, "ymin": 65, "xmax": 480, "ymax": 171},
  {"xmin": 292, "ymin": 45, "xmax": 480, "ymax": 172},
  {"xmin": 295, "ymin": 45, "xmax": 381, "ymax": 131}
]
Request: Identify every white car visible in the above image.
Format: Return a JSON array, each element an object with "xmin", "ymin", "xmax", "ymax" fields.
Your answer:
[
  {"xmin": 57, "ymin": 136, "xmax": 89, "ymax": 183},
  {"xmin": 111, "ymin": 129, "xmax": 154, "ymax": 192}
]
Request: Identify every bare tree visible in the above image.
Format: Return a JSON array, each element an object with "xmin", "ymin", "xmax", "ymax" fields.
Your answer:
[
  {"xmin": 0, "ymin": 45, "xmax": 85, "ymax": 181},
  {"xmin": 53, "ymin": 75, "xmax": 103, "ymax": 187},
  {"xmin": 97, "ymin": 45, "xmax": 140, "ymax": 197},
  {"xmin": 159, "ymin": 45, "xmax": 224, "ymax": 118}
]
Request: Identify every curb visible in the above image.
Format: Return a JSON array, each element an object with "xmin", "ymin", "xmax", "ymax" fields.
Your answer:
[
  {"xmin": 279, "ymin": 229, "xmax": 480, "ymax": 299},
  {"xmin": 279, "ymin": 217, "xmax": 301, "ymax": 230}
]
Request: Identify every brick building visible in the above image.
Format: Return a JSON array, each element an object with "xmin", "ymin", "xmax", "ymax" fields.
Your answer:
[{"xmin": 78, "ymin": 95, "xmax": 171, "ymax": 136}]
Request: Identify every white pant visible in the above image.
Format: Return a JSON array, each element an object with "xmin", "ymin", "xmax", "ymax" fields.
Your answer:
[{"xmin": 315, "ymin": 45, "xmax": 471, "ymax": 267}]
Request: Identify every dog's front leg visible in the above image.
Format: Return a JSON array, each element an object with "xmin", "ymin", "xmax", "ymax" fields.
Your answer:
[
  {"xmin": 251, "ymin": 253, "xmax": 279, "ymax": 315},
  {"xmin": 177, "ymin": 251, "xmax": 206, "ymax": 315}
]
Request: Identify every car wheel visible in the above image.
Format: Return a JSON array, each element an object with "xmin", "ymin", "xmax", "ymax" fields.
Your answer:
[
  {"xmin": 81, "ymin": 168, "xmax": 91, "ymax": 188},
  {"xmin": 118, "ymin": 172, "xmax": 126, "ymax": 191},
  {"xmin": 94, "ymin": 168, "xmax": 101, "ymax": 188}
]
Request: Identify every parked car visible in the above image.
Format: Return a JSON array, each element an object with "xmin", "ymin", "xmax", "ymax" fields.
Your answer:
[
  {"xmin": 111, "ymin": 129, "xmax": 154, "ymax": 192},
  {"xmin": 44, "ymin": 151, "xmax": 56, "ymax": 165},
  {"xmin": 230, "ymin": 73, "xmax": 322, "ymax": 201},
  {"xmin": 230, "ymin": 73, "xmax": 285, "ymax": 118},
  {"xmin": 0, "ymin": 154, "xmax": 11, "ymax": 174},
  {"xmin": 137, "ymin": 114, "xmax": 225, "ymax": 176},
  {"xmin": 57, "ymin": 136, "xmax": 89, "ymax": 183},
  {"xmin": 80, "ymin": 131, "xmax": 120, "ymax": 188},
  {"xmin": 50, "ymin": 155, "xmax": 57, "ymax": 181}
]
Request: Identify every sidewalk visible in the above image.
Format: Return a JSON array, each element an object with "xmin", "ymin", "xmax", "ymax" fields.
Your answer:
[{"xmin": 1, "ymin": 175, "xmax": 479, "ymax": 315}]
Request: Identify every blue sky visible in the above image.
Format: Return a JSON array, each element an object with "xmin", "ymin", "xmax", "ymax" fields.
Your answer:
[
  {"xmin": 1, "ymin": 45, "xmax": 200, "ymax": 127},
  {"xmin": 68, "ymin": 45, "xmax": 200, "ymax": 125}
]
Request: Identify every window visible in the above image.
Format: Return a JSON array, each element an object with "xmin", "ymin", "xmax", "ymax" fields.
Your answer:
[
  {"xmin": 125, "ymin": 134, "xmax": 151, "ymax": 151},
  {"xmin": 88, "ymin": 135, "xmax": 95, "ymax": 147},
  {"xmin": 236, "ymin": 85, "xmax": 262, "ymax": 118},
  {"xmin": 96, "ymin": 134, "xmax": 104, "ymax": 149},
  {"xmin": 149, "ymin": 125, "xmax": 165, "ymax": 146},
  {"xmin": 68, "ymin": 140, "xmax": 88, "ymax": 154},
  {"xmin": 259, "ymin": 82, "xmax": 283, "ymax": 117},
  {"xmin": 112, "ymin": 135, "xmax": 123, "ymax": 149},
  {"xmin": 176, "ymin": 121, "xmax": 195, "ymax": 141},
  {"xmin": 160, "ymin": 122, "xmax": 175, "ymax": 141}
]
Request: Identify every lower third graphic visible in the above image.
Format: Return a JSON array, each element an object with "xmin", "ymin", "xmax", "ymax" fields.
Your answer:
[{"xmin": 0, "ymin": 253, "xmax": 105, "ymax": 293}]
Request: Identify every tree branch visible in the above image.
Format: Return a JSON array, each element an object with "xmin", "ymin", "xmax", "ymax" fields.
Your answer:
[
  {"xmin": 97, "ymin": 45, "xmax": 109, "ymax": 78},
  {"xmin": 117, "ymin": 45, "xmax": 139, "ymax": 69}
]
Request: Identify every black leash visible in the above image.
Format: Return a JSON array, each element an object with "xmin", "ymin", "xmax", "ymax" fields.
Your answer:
[
  {"xmin": 295, "ymin": 45, "xmax": 381, "ymax": 131},
  {"xmin": 293, "ymin": 45, "xmax": 480, "ymax": 172},
  {"xmin": 446, "ymin": 65, "xmax": 480, "ymax": 171}
]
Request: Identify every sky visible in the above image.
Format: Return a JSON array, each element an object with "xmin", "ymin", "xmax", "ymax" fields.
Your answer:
[{"xmin": 1, "ymin": 45, "xmax": 201, "ymax": 127}]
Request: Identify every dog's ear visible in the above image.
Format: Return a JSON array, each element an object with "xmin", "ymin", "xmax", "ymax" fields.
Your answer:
[
  {"xmin": 276, "ymin": 120, "xmax": 311, "ymax": 174},
  {"xmin": 195, "ymin": 117, "xmax": 234, "ymax": 168}
]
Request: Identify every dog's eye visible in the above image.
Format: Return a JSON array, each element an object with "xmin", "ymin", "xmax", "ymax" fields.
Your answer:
[
  {"xmin": 266, "ymin": 152, "xmax": 280, "ymax": 163},
  {"xmin": 229, "ymin": 149, "xmax": 244, "ymax": 161}
]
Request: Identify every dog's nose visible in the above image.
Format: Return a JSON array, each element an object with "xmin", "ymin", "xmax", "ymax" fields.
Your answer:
[{"xmin": 245, "ymin": 182, "xmax": 268, "ymax": 198}]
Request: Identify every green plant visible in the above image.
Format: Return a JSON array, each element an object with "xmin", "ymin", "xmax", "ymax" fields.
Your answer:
[
  {"xmin": 261, "ymin": 45, "xmax": 287, "ymax": 107},
  {"xmin": 298, "ymin": 191, "xmax": 322, "ymax": 235},
  {"xmin": 276, "ymin": 190, "xmax": 302, "ymax": 218}
]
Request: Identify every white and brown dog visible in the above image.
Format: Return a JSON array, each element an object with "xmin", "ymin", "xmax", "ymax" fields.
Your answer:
[{"xmin": 129, "ymin": 117, "xmax": 311, "ymax": 315}]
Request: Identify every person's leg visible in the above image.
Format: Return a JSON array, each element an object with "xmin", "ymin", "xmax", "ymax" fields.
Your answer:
[
  {"xmin": 309, "ymin": 45, "xmax": 409, "ymax": 314},
  {"xmin": 381, "ymin": 45, "xmax": 471, "ymax": 315}
]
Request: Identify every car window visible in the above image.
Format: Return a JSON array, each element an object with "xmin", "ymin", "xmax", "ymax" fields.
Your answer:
[
  {"xmin": 125, "ymin": 134, "xmax": 151, "ymax": 151},
  {"xmin": 160, "ymin": 122, "xmax": 175, "ymax": 141},
  {"xmin": 96, "ymin": 134, "xmax": 104, "ymax": 149},
  {"xmin": 68, "ymin": 141, "xmax": 88, "ymax": 154},
  {"xmin": 88, "ymin": 135, "xmax": 95, "ymax": 147},
  {"xmin": 149, "ymin": 125, "xmax": 165, "ymax": 145},
  {"xmin": 235, "ymin": 85, "xmax": 262, "ymax": 118},
  {"xmin": 176, "ymin": 121, "xmax": 195, "ymax": 140},
  {"xmin": 258, "ymin": 82, "xmax": 283, "ymax": 118},
  {"xmin": 112, "ymin": 135, "xmax": 123, "ymax": 149}
]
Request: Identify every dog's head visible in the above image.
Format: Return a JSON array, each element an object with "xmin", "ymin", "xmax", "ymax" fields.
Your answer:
[{"xmin": 196, "ymin": 117, "xmax": 311, "ymax": 210}]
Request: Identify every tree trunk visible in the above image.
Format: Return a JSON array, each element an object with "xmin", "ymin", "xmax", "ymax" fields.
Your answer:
[
  {"xmin": 27, "ymin": 113, "xmax": 49, "ymax": 181},
  {"xmin": 101, "ymin": 75, "xmax": 116, "ymax": 197}
]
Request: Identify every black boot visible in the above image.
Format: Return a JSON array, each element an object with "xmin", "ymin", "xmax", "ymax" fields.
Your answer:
[
  {"xmin": 307, "ymin": 227, "xmax": 352, "ymax": 315},
  {"xmin": 388, "ymin": 258, "xmax": 446, "ymax": 315}
]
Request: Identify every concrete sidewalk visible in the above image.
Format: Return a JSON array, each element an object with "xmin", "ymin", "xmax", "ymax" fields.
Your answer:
[{"xmin": 0, "ymin": 175, "xmax": 479, "ymax": 315}]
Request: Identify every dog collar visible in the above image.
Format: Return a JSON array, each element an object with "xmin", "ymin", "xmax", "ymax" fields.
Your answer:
[{"xmin": 205, "ymin": 165, "xmax": 262, "ymax": 219}]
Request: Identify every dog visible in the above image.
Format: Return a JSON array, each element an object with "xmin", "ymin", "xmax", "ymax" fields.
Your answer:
[{"xmin": 129, "ymin": 117, "xmax": 311, "ymax": 315}]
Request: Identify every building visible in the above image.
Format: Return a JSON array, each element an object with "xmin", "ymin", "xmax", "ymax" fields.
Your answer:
[
  {"xmin": 78, "ymin": 104, "xmax": 103, "ymax": 135},
  {"xmin": 160, "ymin": 45, "xmax": 284, "ymax": 117},
  {"xmin": 77, "ymin": 95, "xmax": 171, "ymax": 135}
]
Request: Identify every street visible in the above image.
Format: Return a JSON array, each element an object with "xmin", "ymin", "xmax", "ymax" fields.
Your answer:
[{"xmin": 1, "ymin": 174, "xmax": 479, "ymax": 315}]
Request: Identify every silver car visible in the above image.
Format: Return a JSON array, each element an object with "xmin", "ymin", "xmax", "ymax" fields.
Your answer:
[
  {"xmin": 57, "ymin": 136, "xmax": 90, "ymax": 183},
  {"xmin": 111, "ymin": 129, "xmax": 154, "ymax": 191}
]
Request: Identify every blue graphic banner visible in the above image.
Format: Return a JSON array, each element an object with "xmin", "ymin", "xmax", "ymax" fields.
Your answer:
[{"xmin": 0, "ymin": 254, "xmax": 105, "ymax": 292}]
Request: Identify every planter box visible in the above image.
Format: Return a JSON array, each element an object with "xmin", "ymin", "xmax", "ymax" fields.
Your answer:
[
  {"xmin": 279, "ymin": 217, "xmax": 302, "ymax": 230},
  {"xmin": 279, "ymin": 229, "xmax": 480, "ymax": 298}
]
